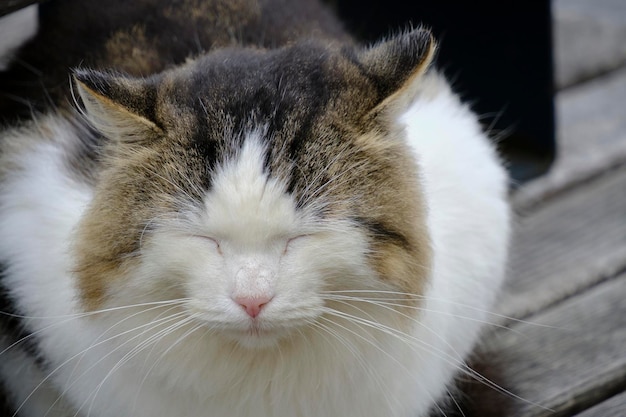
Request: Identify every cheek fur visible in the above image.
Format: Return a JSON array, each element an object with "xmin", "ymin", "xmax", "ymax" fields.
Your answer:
[
  {"xmin": 369, "ymin": 240, "xmax": 432, "ymax": 299},
  {"xmin": 127, "ymin": 233, "xmax": 226, "ymax": 304}
]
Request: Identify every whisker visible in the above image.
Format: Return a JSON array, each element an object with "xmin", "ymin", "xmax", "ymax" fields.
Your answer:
[
  {"xmin": 296, "ymin": 147, "xmax": 349, "ymax": 207},
  {"xmin": 14, "ymin": 309, "xmax": 189, "ymax": 417},
  {"xmin": 44, "ymin": 305, "xmax": 186, "ymax": 415},
  {"xmin": 0, "ymin": 298, "xmax": 191, "ymax": 321},
  {"xmin": 309, "ymin": 321, "xmax": 396, "ymax": 411},
  {"xmin": 321, "ymin": 290, "xmax": 558, "ymax": 329},
  {"xmin": 319, "ymin": 306, "xmax": 551, "ymax": 412},
  {"xmin": 131, "ymin": 317, "xmax": 205, "ymax": 414},
  {"xmin": 0, "ymin": 299, "xmax": 190, "ymax": 364},
  {"xmin": 323, "ymin": 298, "xmax": 479, "ymax": 416},
  {"xmin": 322, "ymin": 307, "xmax": 464, "ymax": 366},
  {"xmin": 79, "ymin": 314, "xmax": 196, "ymax": 417},
  {"xmin": 317, "ymin": 315, "xmax": 447, "ymax": 416},
  {"xmin": 297, "ymin": 146, "xmax": 370, "ymax": 210},
  {"xmin": 323, "ymin": 294, "xmax": 521, "ymax": 412},
  {"xmin": 322, "ymin": 294, "xmax": 516, "ymax": 334}
]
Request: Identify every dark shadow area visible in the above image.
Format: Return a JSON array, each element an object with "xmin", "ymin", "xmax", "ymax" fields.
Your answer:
[
  {"xmin": 430, "ymin": 350, "xmax": 517, "ymax": 417},
  {"xmin": 330, "ymin": 0, "xmax": 556, "ymax": 185}
]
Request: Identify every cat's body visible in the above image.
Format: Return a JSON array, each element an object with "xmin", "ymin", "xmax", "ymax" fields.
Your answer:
[{"xmin": 0, "ymin": 1, "xmax": 510, "ymax": 417}]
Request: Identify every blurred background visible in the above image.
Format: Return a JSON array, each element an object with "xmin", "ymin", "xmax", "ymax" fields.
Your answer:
[{"xmin": 1, "ymin": 0, "xmax": 625, "ymax": 416}]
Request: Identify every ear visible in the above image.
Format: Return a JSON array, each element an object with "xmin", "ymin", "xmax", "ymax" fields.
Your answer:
[
  {"xmin": 73, "ymin": 69, "xmax": 163, "ymax": 141},
  {"xmin": 358, "ymin": 28, "xmax": 436, "ymax": 120}
]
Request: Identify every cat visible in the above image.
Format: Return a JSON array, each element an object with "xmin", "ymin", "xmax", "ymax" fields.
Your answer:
[{"xmin": 0, "ymin": 0, "xmax": 510, "ymax": 416}]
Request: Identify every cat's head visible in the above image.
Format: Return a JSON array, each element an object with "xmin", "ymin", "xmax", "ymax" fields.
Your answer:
[{"xmin": 73, "ymin": 29, "xmax": 434, "ymax": 348}]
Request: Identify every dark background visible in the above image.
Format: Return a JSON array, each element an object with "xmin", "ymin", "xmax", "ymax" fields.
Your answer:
[{"xmin": 331, "ymin": 0, "xmax": 555, "ymax": 185}]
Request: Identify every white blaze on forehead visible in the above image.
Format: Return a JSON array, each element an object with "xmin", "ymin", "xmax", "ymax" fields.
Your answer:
[{"xmin": 203, "ymin": 132, "xmax": 297, "ymax": 244}]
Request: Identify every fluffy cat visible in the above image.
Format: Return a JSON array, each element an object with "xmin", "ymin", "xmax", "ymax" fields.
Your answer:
[{"xmin": 0, "ymin": 0, "xmax": 510, "ymax": 416}]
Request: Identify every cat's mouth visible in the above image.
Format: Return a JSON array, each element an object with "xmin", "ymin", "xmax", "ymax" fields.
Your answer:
[
  {"xmin": 236, "ymin": 321, "xmax": 265, "ymax": 337},
  {"xmin": 187, "ymin": 304, "xmax": 313, "ymax": 349},
  {"xmin": 223, "ymin": 322, "xmax": 287, "ymax": 349}
]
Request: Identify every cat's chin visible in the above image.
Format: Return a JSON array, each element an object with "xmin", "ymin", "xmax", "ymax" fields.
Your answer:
[{"xmin": 223, "ymin": 325, "xmax": 287, "ymax": 349}]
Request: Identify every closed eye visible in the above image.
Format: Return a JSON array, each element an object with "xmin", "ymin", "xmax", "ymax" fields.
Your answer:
[
  {"xmin": 192, "ymin": 235, "xmax": 222, "ymax": 254},
  {"xmin": 284, "ymin": 234, "xmax": 310, "ymax": 254}
]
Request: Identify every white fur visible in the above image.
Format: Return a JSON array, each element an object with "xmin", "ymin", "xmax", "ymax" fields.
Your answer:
[
  {"xmin": 0, "ymin": 72, "xmax": 509, "ymax": 417},
  {"xmin": 399, "ymin": 73, "xmax": 510, "ymax": 411},
  {"xmin": 0, "ymin": 5, "xmax": 38, "ymax": 70}
]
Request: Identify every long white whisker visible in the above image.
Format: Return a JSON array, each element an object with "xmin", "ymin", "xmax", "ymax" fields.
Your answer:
[
  {"xmin": 309, "ymin": 321, "xmax": 396, "ymax": 411},
  {"xmin": 0, "ymin": 299, "xmax": 190, "ymax": 376},
  {"xmin": 317, "ymin": 315, "xmax": 449, "ymax": 416},
  {"xmin": 14, "ymin": 308, "xmax": 188, "ymax": 417},
  {"xmin": 296, "ymin": 146, "xmax": 350, "ymax": 207},
  {"xmin": 320, "ymin": 307, "xmax": 551, "ymax": 412},
  {"xmin": 0, "ymin": 298, "xmax": 191, "ymax": 321},
  {"xmin": 297, "ymin": 146, "xmax": 370, "ymax": 210},
  {"xmin": 44, "ymin": 304, "xmax": 187, "ymax": 417},
  {"xmin": 0, "ymin": 299, "xmax": 190, "ymax": 414},
  {"xmin": 81, "ymin": 314, "xmax": 196, "ymax": 417},
  {"xmin": 324, "ymin": 294, "xmax": 516, "ymax": 412},
  {"xmin": 321, "ymin": 290, "xmax": 558, "ymax": 329},
  {"xmin": 323, "ymin": 294, "xmax": 517, "ymax": 334},
  {"xmin": 131, "ymin": 317, "xmax": 205, "ymax": 414},
  {"xmin": 324, "ymin": 297, "xmax": 477, "ymax": 416},
  {"xmin": 322, "ymin": 307, "xmax": 464, "ymax": 366},
  {"xmin": 44, "ymin": 305, "xmax": 185, "ymax": 416}
]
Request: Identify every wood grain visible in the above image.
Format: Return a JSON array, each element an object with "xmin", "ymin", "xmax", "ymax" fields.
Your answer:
[
  {"xmin": 553, "ymin": 0, "xmax": 626, "ymax": 89},
  {"xmin": 572, "ymin": 391, "xmax": 626, "ymax": 417},
  {"xmin": 514, "ymin": 67, "xmax": 626, "ymax": 210},
  {"xmin": 469, "ymin": 274, "xmax": 626, "ymax": 417},
  {"xmin": 499, "ymin": 164, "xmax": 626, "ymax": 320}
]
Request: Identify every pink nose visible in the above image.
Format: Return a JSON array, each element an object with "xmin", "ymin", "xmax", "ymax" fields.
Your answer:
[{"xmin": 234, "ymin": 295, "xmax": 273, "ymax": 318}]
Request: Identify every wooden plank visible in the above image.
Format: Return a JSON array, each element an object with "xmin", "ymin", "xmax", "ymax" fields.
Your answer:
[
  {"xmin": 513, "ymin": 67, "xmax": 626, "ymax": 210},
  {"xmin": 499, "ymin": 163, "xmax": 626, "ymax": 320},
  {"xmin": 463, "ymin": 274, "xmax": 626, "ymax": 417},
  {"xmin": 553, "ymin": 0, "xmax": 626, "ymax": 89},
  {"xmin": 572, "ymin": 391, "xmax": 626, "ymax": 417}
]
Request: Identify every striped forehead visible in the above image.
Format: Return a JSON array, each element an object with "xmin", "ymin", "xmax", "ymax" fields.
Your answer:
[{"xmin": 202, "ymin": 132, "xmax": 298, "ymax": 242}]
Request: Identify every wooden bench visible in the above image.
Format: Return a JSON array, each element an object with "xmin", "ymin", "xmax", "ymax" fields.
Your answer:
[{"xmin": 460, "ymin": 1, "xmax": 626, "ymax": 415}]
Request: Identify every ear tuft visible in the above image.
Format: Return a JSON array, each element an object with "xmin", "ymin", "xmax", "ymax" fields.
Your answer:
[
  {"xmin": 358, "ymin": 28, "xmax": 436, "ymax": 118},
  {"xmin": 73, "ymin": 69, "xmax": 162, "ymax": 142}
]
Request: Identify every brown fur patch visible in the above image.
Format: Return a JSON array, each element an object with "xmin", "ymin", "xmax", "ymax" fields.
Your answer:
[
  {"xmin": 104, "ymin": 25, "xmax": 162, "ymax": 76},
  {"xmin": 367, "ymin": 116, "xmax": 434, "ymax": 300},
  {"xmin": 328, "ymin": 127, "xmax": 432, "ymax": 302},
  {"xmin": 73, "ymin": 139, "xmax": 198, "ymax": 310},
  {"xmin": 163, "ymin": 0, "xmax": 261, "ymax": 48}
]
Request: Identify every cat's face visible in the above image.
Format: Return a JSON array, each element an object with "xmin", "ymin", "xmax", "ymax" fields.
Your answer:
[
  {"xmin": 73, "ymin": 30, "xmax": 434, "ymax": 348},
  {"xmin": 136, "ymin": 136, "xmax": 381, "ymax": 348}
]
